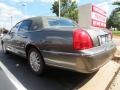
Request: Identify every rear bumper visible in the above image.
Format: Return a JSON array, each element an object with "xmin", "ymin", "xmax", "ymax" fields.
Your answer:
[
  {"xmin": 42, "ymin": 41, "xmax": 116, "ymax": 73},
  {"xmin": 75, "ymin": 42, "xmax": 116, "ymax": 73}
]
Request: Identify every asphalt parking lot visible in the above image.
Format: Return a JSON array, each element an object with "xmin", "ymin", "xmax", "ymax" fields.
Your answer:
[
  {"xmin": 0, "ymin": 66, "xmax": 17, "ymax": 90},
  {"xmin": 0, "ymin": 42, "xmax": 95, "ymax": 90}
]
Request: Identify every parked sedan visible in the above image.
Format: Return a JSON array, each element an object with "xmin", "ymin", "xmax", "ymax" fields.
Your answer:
[{"xmin": 1, "ymin": 16, "xmax": 116, "ymax": 75}]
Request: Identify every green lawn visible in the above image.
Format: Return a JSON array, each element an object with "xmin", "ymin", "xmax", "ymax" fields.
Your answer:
[{"xmin": 112, "ymin": 31, "xmax": 120, "ymax": 36}]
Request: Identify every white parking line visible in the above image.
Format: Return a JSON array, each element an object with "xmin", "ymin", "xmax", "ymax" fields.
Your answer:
[{"xmin": 0, "ymin": 61, "xmax": 27, "ymax": 90}]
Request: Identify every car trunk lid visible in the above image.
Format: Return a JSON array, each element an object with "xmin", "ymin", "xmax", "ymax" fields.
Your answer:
[{"xmin": 84, "ymin": 28, "xmax": 112, "ymax": 47}]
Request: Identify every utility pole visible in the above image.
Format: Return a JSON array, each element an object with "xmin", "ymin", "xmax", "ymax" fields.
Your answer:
[
  {"xmin": 59, "ymin": 0, "xmax": 61, "ymax": 17},
  {"xmin": 10, "ymin": 16, "xmax": 13, "ymax": 27},
  {"xmin": 59, "ymin": 0, "xmax": 71, "ymax": 17},
  {"xmin": 21, "ymin": 2, "xmax": 27, "ymax": 16}
]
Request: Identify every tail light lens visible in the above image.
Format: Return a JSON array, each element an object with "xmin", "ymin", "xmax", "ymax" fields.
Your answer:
[{"xmin": 73, "ymin": 29, "xmax": 93, "ymax": 50}]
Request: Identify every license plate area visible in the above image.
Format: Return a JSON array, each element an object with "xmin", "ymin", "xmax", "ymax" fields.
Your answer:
[{"xmin": 98, "ymin": 34, "xmax": 111, "ymax": 44}]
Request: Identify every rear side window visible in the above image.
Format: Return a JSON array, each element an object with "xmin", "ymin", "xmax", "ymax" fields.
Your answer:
[
  {"xmin": 19, "ymin": 20, "xmax": 32, "ymax": 31},
  {"xmin": 48, "ymin": 18, "xmax": 77, "ymax": 27}
]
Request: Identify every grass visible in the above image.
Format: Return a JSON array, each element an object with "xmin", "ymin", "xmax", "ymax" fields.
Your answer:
[{"xmin": 112, "ymin": 31, "xmax": 120, "ymax": 36}]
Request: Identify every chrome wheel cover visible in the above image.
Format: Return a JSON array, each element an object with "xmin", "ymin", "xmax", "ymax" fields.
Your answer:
[{"xmin": 29, "ymin": 51, "xmax": 40, "ymax": 72}]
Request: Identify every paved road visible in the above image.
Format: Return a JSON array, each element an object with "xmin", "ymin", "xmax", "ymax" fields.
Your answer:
[
  {"xmin": 0, "ymin": 43, "xmax": 95, "ymax": 90},
  {"xmin": 113, "ymin": 38, "xmax": 120, "ymax": 46},
  {"xmin": 0, "ymin": 67, "xmax": 17, "ymax": 90}
]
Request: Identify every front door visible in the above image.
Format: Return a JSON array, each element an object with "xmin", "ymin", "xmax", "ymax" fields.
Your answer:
[{"xmin": 13, "ymin": 20, "xmax": 32, "ymax": 56}]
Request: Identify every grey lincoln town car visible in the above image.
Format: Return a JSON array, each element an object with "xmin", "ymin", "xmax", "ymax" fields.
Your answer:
[{"xmin": 1, "ymin": 16, "xmax": 116, "ymax": 75}]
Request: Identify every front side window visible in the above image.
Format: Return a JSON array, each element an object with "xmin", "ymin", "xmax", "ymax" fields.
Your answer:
[
  {"xmin": 48, "ymin": 18, "xmax": 77, "ymax": 27},
  {"xmin": 11, "ymin": 22, "xmax": 22, "ymax": 33},
  {"xmin": 19, "ymin": 20, "xmax": 32, "ymax": 32}
]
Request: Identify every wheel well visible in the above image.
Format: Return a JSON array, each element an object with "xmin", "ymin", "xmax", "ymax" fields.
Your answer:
[
  {"xmin": 1, "ymin": 40, "xmax": 3, "ymax": 45},
  {"xmin": 26, "ymin": 44, "xmax": 45, "ymax": 65},
  {"xmin": 1, "ymin": 40, "xmax": 4, "ymax": 49},
  {"xmin": 26, "ymin": 44, "xmax": 39, "ymax": 57}
]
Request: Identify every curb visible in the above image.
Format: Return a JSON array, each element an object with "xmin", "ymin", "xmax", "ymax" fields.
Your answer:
[
  {"xmin": 112, "ymin": 57, "xmax": 120, "ymax": 60},
  {"xmin": 113, "ymin": 46, "xmax": 120, "ymax": 60},
  {"xmin": 106, "ymin": 66, "xmax": 120, "ymax": 90},
  {"xmin": 76, "ymin": 61, "xmax": 120, "ymax": 90}
]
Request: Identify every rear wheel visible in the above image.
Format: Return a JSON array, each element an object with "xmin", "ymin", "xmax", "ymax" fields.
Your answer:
[{"xmin": 28, "ymin": 48, "xmax": 45, "ymax": 75}]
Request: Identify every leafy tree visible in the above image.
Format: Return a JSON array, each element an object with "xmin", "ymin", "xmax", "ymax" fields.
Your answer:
[
  {"xmin": 106, "ymin": 18, "xmax": 113, "ymax": 29},
  {"xmin": 106, "ymin": 1, "xmax": 120, "ymax": 30},
  {"xmin": 51, "ymin": 1, "xmax": 59, "ymax": 16},
  {"xmin": 113, "ymin": 1, "xmax": 120, "ymax": 6},
  {"xmin": 51, "ymin": 0, "xmax": 78, "ymax": 22}
]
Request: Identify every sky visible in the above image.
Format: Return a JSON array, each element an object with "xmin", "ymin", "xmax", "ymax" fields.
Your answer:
[{"xmin": 0, "ymin": 0, "xmax": 119, "ymax": 29}]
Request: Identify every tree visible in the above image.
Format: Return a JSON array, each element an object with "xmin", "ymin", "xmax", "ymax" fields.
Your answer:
[
  {"xmin": 51, "ymin": 1, "xmax": 59, "ymax": 16},
  {"xmin": 107, "ymin": 8, "xmax": 120, "ymax": 30},
  {"xmin": 51, "ymin": 0, "xmax": 78, "ymax": 22},
  {"xmin": 106, "ymin": 1, "xmax": 120, "ymax": 30},
  {"xmin": 113, "ymin": 1, "xmax": 120, "ymax": 6},
  {"xmin": 106, "ymin": 18, "xmax": 113, "ymax": 29}
]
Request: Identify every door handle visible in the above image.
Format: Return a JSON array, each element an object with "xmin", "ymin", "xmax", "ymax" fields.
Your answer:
[
  {"xmin": 18, "ymin": 34, "xmax": 27, "ymax": 38},
  {"xmin": 21, "ymin": 36, "xmax": 27, "ymax": 38}
]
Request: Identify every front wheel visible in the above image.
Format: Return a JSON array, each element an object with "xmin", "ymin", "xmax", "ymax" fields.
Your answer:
[{"xmin": 28, "ymin": 48, "xmax": 45, "ymax": 75}]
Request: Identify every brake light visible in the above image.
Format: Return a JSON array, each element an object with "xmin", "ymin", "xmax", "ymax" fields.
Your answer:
[{"xmin": 73, "ymin": 29, "xmax": 93, "ymax": 50}]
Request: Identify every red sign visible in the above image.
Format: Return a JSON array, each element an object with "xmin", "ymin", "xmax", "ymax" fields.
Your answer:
[{"xmin": 91, "ymin": 5, "xmax": 107, "ymax": 28}]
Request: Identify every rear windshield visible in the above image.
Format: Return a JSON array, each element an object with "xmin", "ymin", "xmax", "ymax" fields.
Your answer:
[{"xmin": 48, "ymin": 18, "xmax": 77, "ymax": 27}]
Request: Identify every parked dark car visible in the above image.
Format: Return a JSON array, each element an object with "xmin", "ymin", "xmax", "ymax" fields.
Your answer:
[{"xmin": 1, "ymin": 16, "xmax": 116, "ymax": 75}]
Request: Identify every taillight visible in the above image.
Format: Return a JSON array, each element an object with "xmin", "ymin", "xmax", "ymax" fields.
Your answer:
[{"xmin": 73, "ymin": 29, "xmax": 93, "ymax": 50}]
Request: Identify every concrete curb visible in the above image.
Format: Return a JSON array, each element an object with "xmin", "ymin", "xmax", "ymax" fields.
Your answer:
[
  {"xmin": 113, "ymin": 46, "xmax": 120, "ymax": 60},
  {"xmin": 106, "ymin": 66, "xmax": 120, "ymax": 90},
  {"xmin": 77, "ymin": 61, "xmax": 120, "ymax": 90}
]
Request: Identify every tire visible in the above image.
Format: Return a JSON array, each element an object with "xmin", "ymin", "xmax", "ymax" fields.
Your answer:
[{"xmin": 28, "ymin": 48, "xmax": 45, "ymax": 75}]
